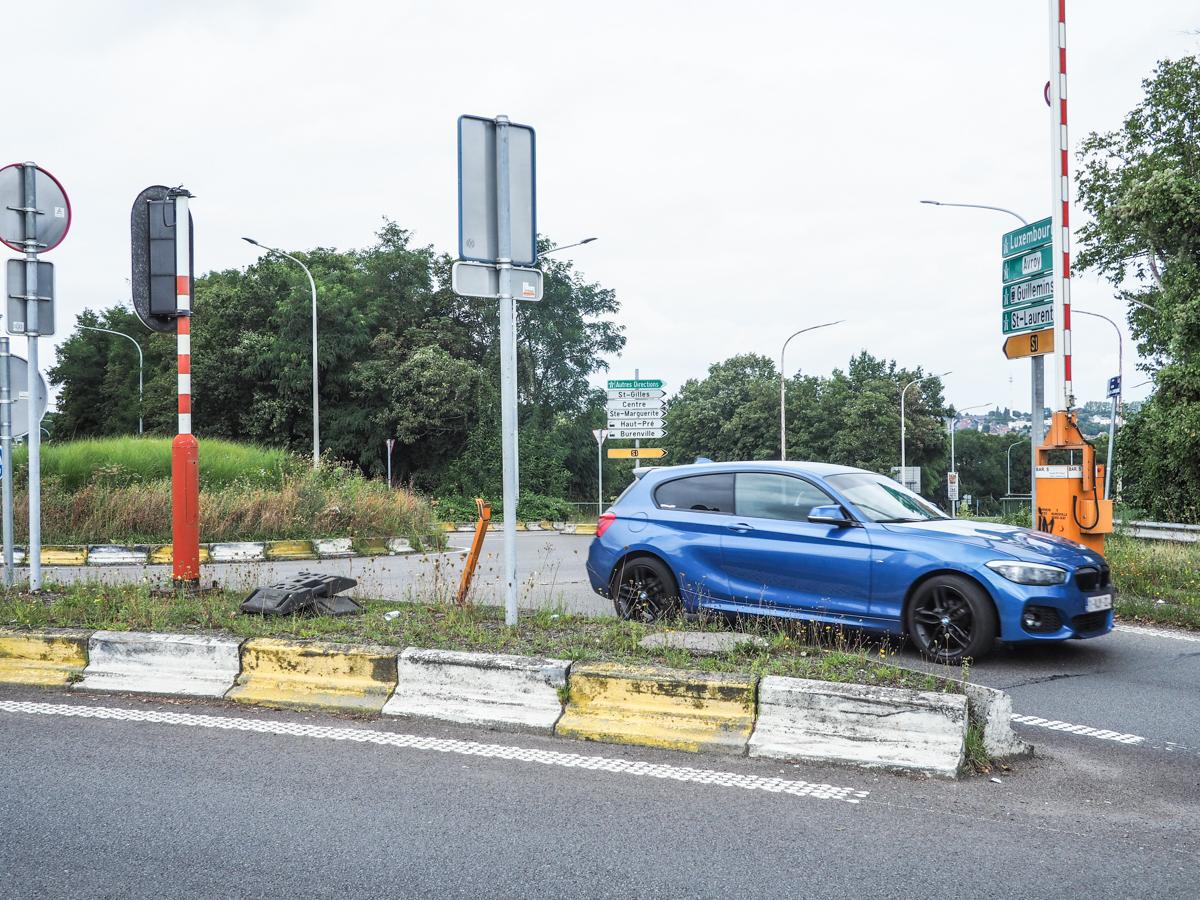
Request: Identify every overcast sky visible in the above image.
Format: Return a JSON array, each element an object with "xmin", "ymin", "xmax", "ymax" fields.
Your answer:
[{"xmin": 9, "ymin": 1, "xmax": 1198, "ymax": 413}]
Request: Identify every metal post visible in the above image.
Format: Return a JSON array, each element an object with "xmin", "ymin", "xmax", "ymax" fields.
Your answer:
[
  {"xmin": 779, "ymin": 321, "xmax": 844, "ymax": 462},
  {"xmin": 633, "ymin": 368, "xmax": 640, "ymax": 469},
  {"xmin": 1030, "ymin": 356, "xmax": 1043, "ymax": 527},
  {"xmin": 385, "ymin": 439, "xmax": 394, "ymax": 489},
  {"xmin": 306, "ymin": 264, "xmax": 319, "ymax": 467},
  {"xmin": 495, "ymin": 115, "xmax": 519, "ymax": 627},
  {"xmin": 0, "ymin": 339, "xmax": 12, "ymax": 587},
  {"xmin": 1105, "ymin": 395, "xmax": 1117, "ymax": 499},
  {"xmin": 171, "ymin": 191, "xmax": 200, "ymax": 585},
  {"xmin": 21, "ymin": 164, "xmax": 41, "ymax": 591},
  {"xmin": 597, "ymin": 437, "xmax": 603, "ymax": 517}
]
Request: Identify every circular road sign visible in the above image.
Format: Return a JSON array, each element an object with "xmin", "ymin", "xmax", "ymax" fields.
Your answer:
[
  {"xmin": 5, "ymin": 354, "xmax": 50, "ymax": 439},
  {"xmin": 0, "ymin": 163, "xmax": 72, "ymax": 253}
]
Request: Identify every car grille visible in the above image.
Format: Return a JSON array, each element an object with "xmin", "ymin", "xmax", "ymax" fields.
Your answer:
[
  {"xmin": 1071, "ymin": 611, "xmax": 1110, "ymax": 634},
  {"xmin": 1074, "ymin": 564, "xmax": 1111, "ymax": 591}
]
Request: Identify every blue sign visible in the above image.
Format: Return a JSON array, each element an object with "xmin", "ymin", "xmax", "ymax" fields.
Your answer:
[{"xmin": 1107, "ymin": 375, "xmax": 1121, "ymax": 399}]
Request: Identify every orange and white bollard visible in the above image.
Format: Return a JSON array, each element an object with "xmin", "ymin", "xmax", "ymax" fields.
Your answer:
[{"xmin": 172, "ymin": 192, "xmax": 200, "ymax": 585}]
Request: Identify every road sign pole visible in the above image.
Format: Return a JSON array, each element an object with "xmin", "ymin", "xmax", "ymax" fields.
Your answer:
[
  {"xmin": 172, "ymin": 191, "xmax": 200, "ymax": 586},
  {"xmin": 1105, "ymin": 392, "xmax": 1117, "ymax": 500},
  {"xmin": 21, "ymin": 164, "xmax": 42, "ymax": 591},
  {"xmin": 1030, "ymin": 355, "xmax": 1043, "ymax": 527},
  {"xmin": 633, "ymin": 368, "xmax": 640, "ymax": 469},
  {"xmin": 598, "ymin": 437, "xmax": 603, "ymax": 517},
  {"xmin": 495, "ymin": 115, "xmax": 519, "ymax": 627},
  {"xmin": 0, "ymin": 338, "xmax": 11, "ymax": 587}
]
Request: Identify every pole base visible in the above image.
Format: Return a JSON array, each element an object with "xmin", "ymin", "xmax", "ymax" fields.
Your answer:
[{"xmin": 172, "ymin": 434, "xmax": 201, "ymax": 582}]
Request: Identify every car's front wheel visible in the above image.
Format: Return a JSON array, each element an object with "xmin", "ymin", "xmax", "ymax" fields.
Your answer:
[
  {"xmin": 611, "ymin": 556, "xmax": 679, "ymax": 623},
  {"xmin": 905, "ymin": 574, "xmax": 996, "ymax": 663}
]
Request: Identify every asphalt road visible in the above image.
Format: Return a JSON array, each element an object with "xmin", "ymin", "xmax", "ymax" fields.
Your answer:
[{"xmin": 1, "ymin": 685, "xmax": 1196, "ymax": 899}]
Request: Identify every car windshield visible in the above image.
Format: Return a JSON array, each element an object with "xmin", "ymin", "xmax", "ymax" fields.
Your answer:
[{"xmin": 825, "ymin": 472, "xmax": 948, "ymax": 523}]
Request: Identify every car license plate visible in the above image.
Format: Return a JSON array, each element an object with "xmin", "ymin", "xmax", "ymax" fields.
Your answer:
[{"xmin": 1086, "ymin": 593, "xmax": 1113, "ymax": 612}]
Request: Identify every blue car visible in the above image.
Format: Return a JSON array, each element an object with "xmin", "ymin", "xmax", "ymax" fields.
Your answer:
[{"xmin": 586, "ymin": 461, "xmax": 1114, "ymax": 662}]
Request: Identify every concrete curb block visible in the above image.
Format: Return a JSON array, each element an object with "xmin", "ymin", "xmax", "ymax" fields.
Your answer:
[
  {"xmin": 86, "ymin": 545, "xmax": 150, "ymax": 566},
  {"xmin": 226, "ymin": 638, "xmax": 397, "ymax": 714},
  {"xmin": 149, "ymin": 545, "xmax": 215, "ymax": 566},
  {"xmin": 382, "ymin": 648, "xmax": 570, "ymax": 733},
  {"xmin": 79, "ymin": 631, "xmax": 242, "ymax": 698},
  {"xmin": 208, "ymin": 542, "xmax": 267, "ymax": 563},
  {"xmin": 963, "ymin": 683, "xmax": 1033, "ymax": 760},
  {"xmin": 264, "ymin": 540, "xmax": 319, "ymax": 561},
  {"xmin": 0, "ymin": 628, "xmax": 91, "ymax": 686},
  {"xmin": 314, "ymin": 538, "xmax": 354, "ymax": 559},
  {"xmin": 748, "ymin": 677, "xmax": 968, "ymax": 778},
  {"xmin": 42, "ymin": 546, "xmax": 88, "ymax": 566},
  {"xmin": 556, "ymin": 662, "xmax": 756, "ymax": 754},
  {"xmin": 386, "ymin": 538, "xmax": 413, "ymax": 554}
]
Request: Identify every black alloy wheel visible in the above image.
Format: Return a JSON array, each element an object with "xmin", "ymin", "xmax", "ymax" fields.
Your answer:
[
  {"xmin": 612, "ymin": 556, "xmax": 679, "ymax": 623},
  {"xmin": 905, "ymin": 574, "xmax": 996, "ymax": 663}
]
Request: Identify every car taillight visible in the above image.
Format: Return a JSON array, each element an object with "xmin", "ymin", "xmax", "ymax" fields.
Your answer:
[{"xmin": 596, "ymin": 512, "xmax": 617, "ymax": 537}]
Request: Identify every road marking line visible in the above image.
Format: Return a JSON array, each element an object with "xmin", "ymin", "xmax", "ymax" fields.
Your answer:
[
  {"xmin": 1115, "ymin": 623, "xmax": 1200, "ymax": 643},
  {"xmin": 0, "ymin": 700, "xmax": 869, "ymax": 805},
  {"xmin": 1010, "ymin": 713, "xmax": 1144, "ymax": 744}
]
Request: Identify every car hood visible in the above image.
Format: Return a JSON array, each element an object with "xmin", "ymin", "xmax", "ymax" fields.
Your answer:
[{"xmin": 879, "ymin": 518, "xmax": 1104, "ymax": 567}]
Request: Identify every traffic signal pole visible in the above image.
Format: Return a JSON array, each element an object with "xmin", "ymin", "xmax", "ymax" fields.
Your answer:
[{"xmin": 172, "ymin": 191, "xmax": 200, "ymax": 585}]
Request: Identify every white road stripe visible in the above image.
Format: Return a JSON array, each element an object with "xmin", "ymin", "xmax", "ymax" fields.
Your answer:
[
  {"xmin": 1115, "ymin": 623, "xmax": 1200, "ymax": 643},
  {"xmin": 0, "ymin": 700, "xmax": 869, "ymax": 805},
  {"xmin": 1010, "ymin": 713, "xmax": 1144, "ymax": 745}
]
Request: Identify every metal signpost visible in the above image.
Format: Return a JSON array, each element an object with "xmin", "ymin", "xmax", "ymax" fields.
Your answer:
[
  {"xmin": 1001, "ymin": 216, "xmax": 1054, "ymax": 529},
  {"xmin": 455, "ymin": 114, "xmax": 536, "ymax": 626},
  {"xmin": 0, "ymin": 162, "xmax": 68, "ymax": 591},
  {"xmin": 385, "ymin": 437, "xmax": 395, "ymax": 489},
  {"xmin": 131, "ymin": 184, "xmax": 200, "ymax": 585},
  {"xmin": 592, "ymin": 429, "xmax": 607, "ymax": 516},
  {"xmin": 1105, "ymin": 375, "xmax": 1121, "ymax": 500}
]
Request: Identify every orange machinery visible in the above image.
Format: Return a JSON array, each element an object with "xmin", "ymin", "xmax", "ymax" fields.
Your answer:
[{"xmin": 1035, "ymin": 411, "xmax": 1113, "ymax": 553}]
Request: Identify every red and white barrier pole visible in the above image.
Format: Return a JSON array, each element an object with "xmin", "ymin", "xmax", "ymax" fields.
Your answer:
[
  {"xmin": 1049, "ymin": 0, "xmax": 1073, "ymax": 411},
  {"xmin": 172, "ymin": 192, "xmax": 200, "ymax": 585}
]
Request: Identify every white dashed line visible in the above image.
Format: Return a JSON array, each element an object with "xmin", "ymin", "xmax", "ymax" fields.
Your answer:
[
  {"xmin": 1010, "ymin": 713, "xmax": 1145, "ymax": 744},
  {"xmin": 0, "ymin": 700, "xmax": 869, "ymax": 805},
  {"xmin": 1114, "ymin": 623, "xmax": 1200, "ymax": 643}
]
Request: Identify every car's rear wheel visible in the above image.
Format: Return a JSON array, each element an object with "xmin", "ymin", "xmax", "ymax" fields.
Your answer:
[
  {"xmin": 611, "ymin": 556, "xmax": 679, "ymax": 623},
  {"xmin": 905, "ymin": 574, "xmax": 996, "ymax": 663}
]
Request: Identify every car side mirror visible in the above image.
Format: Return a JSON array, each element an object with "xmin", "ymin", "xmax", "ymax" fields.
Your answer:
[{"xmin": 808, "ymin": 504, "xmax": 854, "ymax": 527}]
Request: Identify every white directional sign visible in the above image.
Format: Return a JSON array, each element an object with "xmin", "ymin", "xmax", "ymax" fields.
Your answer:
[
  {"xmin": 606, "ymin": 397, "xmax": 664, "ymax": 413},
  {"xmin": 604, "ymin": 405, "xmax": 663, "ymax": 419},
  {"xmin": 606, "ymin": 388, "xmax": 665, "ymax": 400},
  {"xmin": 608, "ymin": 418, "xmax": 665, "ymax": 430},
  {"xmin": 608, "ymin": 427, "xmax": 665, "ymax": 439}
]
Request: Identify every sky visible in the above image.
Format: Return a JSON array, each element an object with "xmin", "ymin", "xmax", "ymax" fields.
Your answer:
[{"xmin": 7, "ymin": 0, "xmax": 1198, "ymax": 415}]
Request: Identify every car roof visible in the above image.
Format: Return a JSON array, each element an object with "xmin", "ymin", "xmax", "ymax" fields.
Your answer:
[{"xmin": 633, "ymin": 460, "xmax": 870, "ymax": 482}]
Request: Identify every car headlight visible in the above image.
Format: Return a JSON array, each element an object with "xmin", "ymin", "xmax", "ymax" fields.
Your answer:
[{"xmin": 985, "ymin": 560, "xmax": 1068, "ymax": 585}]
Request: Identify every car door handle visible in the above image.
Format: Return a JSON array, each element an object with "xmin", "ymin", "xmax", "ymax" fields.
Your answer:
[{"xmin": 727, "ymin": 522, "xmax": 755, "ymax": 533}]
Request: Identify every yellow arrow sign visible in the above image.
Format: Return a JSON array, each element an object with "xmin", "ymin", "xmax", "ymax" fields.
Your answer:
[
  {"xmin": 1003, "ymin": 327, "xmax": 1054, "ymax": 360},
  {"xmin": 607, "ymin": 447, "xmax": 667, "ymax": 459}
]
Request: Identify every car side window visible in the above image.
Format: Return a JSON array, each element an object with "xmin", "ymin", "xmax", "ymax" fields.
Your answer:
[
  {"xmin": 735, "ymin": 473, "xmax": 835, "ymax": 522},
  {"xmin": 654, "ymin": 474, "xmax": 734, "ymax": 514}
]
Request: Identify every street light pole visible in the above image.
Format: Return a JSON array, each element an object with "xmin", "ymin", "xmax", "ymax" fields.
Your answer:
[
  {"xmin": 1006, "ymin": 438, "xmax": 1026, "ymax": 496},
  {"xmin": 900, "ymin": 370, "xmax": 951, "ymax": 491},
  {"xmin": 921, "ymin": 199, "xmax": 1042, "ymax": 528},
  {"xmin": 243, "ymin": 237, "xmax": 320, "ymax": 468},
  {"xmin": 1075, "ymin": 309, "xmax": 1123, "ymax": 499},
  {"xmin": 537, "ymin": 237, "xmax": 597, "ymax": 260},
  {"xmin": 78, "ymin": 325, "xmax": 144, "ymax": 434},
  {"xmin": 779, "ymin": 320, "xmax": 843, "ymax": 461}
]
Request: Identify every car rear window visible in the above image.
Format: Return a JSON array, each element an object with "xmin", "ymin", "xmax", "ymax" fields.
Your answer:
[
  {"xmin": 654, "ymin": 474, "xmax": 734, "ymax": 513},
  {"xmin": 735, "ymin": 473, "xmax": 833, "ymax": 521}
]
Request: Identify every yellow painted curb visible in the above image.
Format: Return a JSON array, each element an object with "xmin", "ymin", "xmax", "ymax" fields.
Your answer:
[
  {"xmin": 354, "ymin": 538, "xmax": 391, "ymax": 557},
  {"xmin": 264, "ymin": 540, "xmax": 318, "ymax": 561},
  {"xmin": 0, "ymin": 629, "xmax": 90, "ymax": 686},
  {"xmin": 41, "ymin": 546, "xmax": 88, "ymax": 566},
  {"xmin": 149, "ymin": 545, "xmax": 213, "ymax": 565},
  {"xmin": 439, "ymin": 521, "xmax": 456, "ymax": 532},
  {"xmin": 573, "ymin": 523, "xmax": 598, "ymax": 536},
  {"xmin": 227, "ymin": 639, "xmax": 397, "ymax": 713},
  {"xmin": 556, "ymin": 663, "xmax": 756, "ymax": 754}
]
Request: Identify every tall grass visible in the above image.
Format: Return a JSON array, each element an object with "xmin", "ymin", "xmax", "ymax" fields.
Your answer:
[
  {"xmin": 10, "ymin": 436, "xmax": 297, "ymax": 490},
  {"xmin": 1105, "ymin": 533, "xmax": 1200, "ymax": 629}
]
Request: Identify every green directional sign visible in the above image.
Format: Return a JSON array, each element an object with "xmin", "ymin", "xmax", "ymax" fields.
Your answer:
[
  {"xmin": 1002, "ymin": 301, "xmax": 1054, "ymax": 335},
  {"xmin": 1001, "ymin": 217, "xmax": 1053, "ymax": 258},
  {"xmin": 1002, "ymin": 245, "xmax": 1053, "ymax": 284},
  {"xmin": 608, "ymin": 378, "xmax": 663, "ymax": 390},
  {"xmin": 1001, "ymin": 273, "xmax": 1054, "ymax": 309}
]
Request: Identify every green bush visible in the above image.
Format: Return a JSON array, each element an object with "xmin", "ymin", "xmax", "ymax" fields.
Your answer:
[{"xmin": 433, "ymin": 493, "xmax": 574, "ymax": 523}]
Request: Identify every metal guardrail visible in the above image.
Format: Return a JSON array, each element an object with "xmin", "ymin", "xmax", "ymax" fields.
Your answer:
[{"xmin": 1121, "ymin": 520, "xmax": 1200, "ymax": 543}]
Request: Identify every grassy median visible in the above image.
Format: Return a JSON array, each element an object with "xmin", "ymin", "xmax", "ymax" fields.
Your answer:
[
  {"xmin": 1106, "ymin": 534, "xmax": 1200, "ymax": 630},
  {"xmin": 0, "ymin": 582, "xmax": 956, "ymax": 693}
]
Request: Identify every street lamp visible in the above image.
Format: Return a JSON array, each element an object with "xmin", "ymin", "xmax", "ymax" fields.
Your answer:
[
  {"xmin": 1075, "ymin": 308, "xmax": 1123, "ymax": 499},
  {"xmin": 779, "ymin": 320, "xmax": 844, "ymax": 460},
  {"xmin": 537, "ymin": 237, "xmax": 597, "ymax": 260},
  {"xmin": 243, "ymin": 237, "xmax": 320, "ymax": 468},
  {"xmin": 900, "ymin": 370, "xmax": 951, "ymax": 488},
  {"xmin": 78, "ymin": 324, "xmax": 144, "ymax": 434},
  {"xmin": 946, "ymin": 403, "xmax": 993, "ymax": 472},
  {"xmin": 919, "ymin": 200, "xmax": 1028, "ymax": 226},
  {"xmin": 1006, "ymin": 439, "xmax": 1027, "ymax": 496}
]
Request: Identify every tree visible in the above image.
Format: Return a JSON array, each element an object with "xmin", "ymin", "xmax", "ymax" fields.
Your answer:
[{"xmin": 1076, "ymin": 56, "xmax": 1200, "ymax": 521}]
